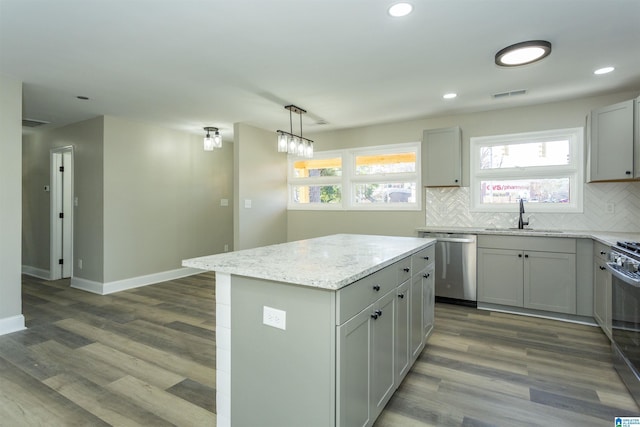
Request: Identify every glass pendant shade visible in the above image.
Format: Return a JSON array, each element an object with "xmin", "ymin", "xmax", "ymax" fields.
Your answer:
[
  {"xmin": 278, "ymin": 132, "xmax": 288, "ymax": 152},
  {"xmin": 213, "ymin": 131, "xmax": 222, "ymax": 148},
  {"xmin": 288, "ymin": 136, "xmax": 298, "ymax": 154},
  {"xmin": 297, "ymin": 138, "xmax": 306, "ymax": 156},
  {"xmin": 305, "ymin": 141, "xmax": 314, "ymax": 158},
  {"xmin": 203, "ymin": 135, "xmax": 214, "ymax": 151}
]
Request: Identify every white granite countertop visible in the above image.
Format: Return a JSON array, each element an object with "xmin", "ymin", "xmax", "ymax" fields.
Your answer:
[
  {"xmin": 182, "ymin": 234, "xmax": 435, "ymax": 290},
  {"xmin": 416, "ymin": 226, "xmax": 640, "ymax": 247}
]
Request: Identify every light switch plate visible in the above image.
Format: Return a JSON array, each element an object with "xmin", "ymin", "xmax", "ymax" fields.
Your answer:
[
  {"xmin": 263, "ymin": 306, "xmax": 286, "ymax": 330},
  {"xmin": 220, "ymin": 198, "xmax": 229, "ymax": 207}
]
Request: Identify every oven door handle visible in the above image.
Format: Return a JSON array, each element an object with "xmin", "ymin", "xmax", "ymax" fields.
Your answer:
[{"xmin": 606, "ymin": 262, "xmax": 640, "ymax": 287}]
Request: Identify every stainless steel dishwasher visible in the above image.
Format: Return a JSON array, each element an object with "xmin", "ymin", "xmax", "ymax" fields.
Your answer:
[{"xmin": 421, "ymin": 232, "xmax": 477, "ymax": 306}]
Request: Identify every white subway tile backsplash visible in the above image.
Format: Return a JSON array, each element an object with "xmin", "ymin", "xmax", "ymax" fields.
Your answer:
[{"xmin": 426, "ymin": 182, "xmax": 640, "ymax": 232}]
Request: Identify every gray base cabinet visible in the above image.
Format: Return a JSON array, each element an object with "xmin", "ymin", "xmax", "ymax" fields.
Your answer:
[
  {"xmin": 478, "ymin": 235, "xmax": 577, "ymax": 315},
  {"xmin": 593, "ymin": 241, "xmax": 612, "ymax": 339},
  {"xmin": 337, "ymin": 243, "xmax": 435, "ymax": 427}
]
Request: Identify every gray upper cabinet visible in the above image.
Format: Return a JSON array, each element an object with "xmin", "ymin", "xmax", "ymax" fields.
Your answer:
[
  {"xmin": 587, "ymin": 98, "xmax": 637, "ymax": 182},
  {"xmin": 422, "ymin": 126, "xmax": 462, "ymax": 187}
]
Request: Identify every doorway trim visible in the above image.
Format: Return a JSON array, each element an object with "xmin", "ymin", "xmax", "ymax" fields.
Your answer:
[{"xmin": 50, "ymin": 146, "xmax": 74, "ymax": 280}]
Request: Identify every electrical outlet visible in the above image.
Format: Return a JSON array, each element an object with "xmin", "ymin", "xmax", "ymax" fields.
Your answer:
[
  {"xmin": 78, "ymin": 259, "xmax": 83, "ymax": 269},
  {"xmin": 263, "ymin": 306, "xmax": 286, "ymax": 330},
  {"xmin": 606, "ymin": 202, "xmax": 615, "ymax": 214},
  {"xmin": 244, "ymin": 199, "xmax": 252, "ymax": 209},
  {"xmin": 224, "ymin": 244, "xmax": 229, "ymax": 252},
  {"xmin": 220, "ymin": 198, "xmax": 229, "ymax": 207}
]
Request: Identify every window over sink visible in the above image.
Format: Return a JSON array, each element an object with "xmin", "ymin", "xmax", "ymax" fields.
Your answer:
[{"xmin": 470, "ymin": 128, "xmax": 584, "ymax": 213}]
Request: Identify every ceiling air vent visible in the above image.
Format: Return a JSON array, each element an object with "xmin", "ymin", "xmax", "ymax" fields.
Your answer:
[
  {"xmin": 22, "ymin": 118, "xmax": 50, "ymax": 128},
  {"xmin": 493, "ymin": 89, "xmax": 527, "ymax": 99}
]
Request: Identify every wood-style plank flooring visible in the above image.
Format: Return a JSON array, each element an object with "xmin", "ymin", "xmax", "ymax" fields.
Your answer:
[{"xmin": 1, "ymin": 273, "xmax": 639, "ymax": 426}]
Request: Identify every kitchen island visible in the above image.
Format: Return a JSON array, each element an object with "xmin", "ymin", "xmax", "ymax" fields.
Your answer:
[{"xmin": 183, "ymin": 234, "xmax": 436, "ymax": 427}]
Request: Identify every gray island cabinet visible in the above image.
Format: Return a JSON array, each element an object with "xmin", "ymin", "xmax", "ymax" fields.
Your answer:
[{"xmin": 183, "ymin": 234, "xmax": 435, "ymax": 427}]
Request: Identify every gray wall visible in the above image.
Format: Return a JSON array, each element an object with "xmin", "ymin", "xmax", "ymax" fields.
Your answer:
[
  {"xmin": 234, "ymin": 123, "xmax": 288, "ymax": 249},
  {"xmin": 288, "ymin": 90, "xmax": 640, "ymax": 240},
  {"xmin": 23, "ymin": 117, "xmax": 105, "ymax": 282},
  {"xmin": 103, "ymin": 116, "xmax": 233, "ymax": 282},
  {"xmin": 22, "ymin": 115, "xmax": 233, "ymax": 286},
  {"xmin": 0, "ymin": 74, "xmax": 23, "ymax": 329}
]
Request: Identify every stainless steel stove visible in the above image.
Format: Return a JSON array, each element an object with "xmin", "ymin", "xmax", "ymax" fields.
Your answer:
[{"xmin": 608, "ymin": 241, "xmax": 640, "ymax": 406}]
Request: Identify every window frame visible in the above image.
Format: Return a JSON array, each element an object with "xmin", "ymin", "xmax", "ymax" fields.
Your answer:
[
  {"xmin": 469, "ymin": 128, "xmax": 584, "ymax": 213},
  {"xmin": 287, "ymin": 142, "xmax": 422, "ymax": 211}
]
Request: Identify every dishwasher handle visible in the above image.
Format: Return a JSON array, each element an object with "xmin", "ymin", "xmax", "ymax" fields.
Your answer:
[{"xmin": 435, "ymin": 237, "xmax": 476, "ymax": 244}]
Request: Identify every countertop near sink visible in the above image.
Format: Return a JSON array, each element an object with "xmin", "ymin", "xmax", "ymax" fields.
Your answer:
[{"xmin": 416, "ymin": 226, "xmax": 640, "ymax": 247}]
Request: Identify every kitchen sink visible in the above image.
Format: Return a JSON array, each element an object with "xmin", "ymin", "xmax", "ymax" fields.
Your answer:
[
  {"xmin": 485, "ymin": 227, "xmax": 563, "ymax": 233},
  {"xmin": 484, "ymin": 227, "xmax": 563, "ymax": 233}
]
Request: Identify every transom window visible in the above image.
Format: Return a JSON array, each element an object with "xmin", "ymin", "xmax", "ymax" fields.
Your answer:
[
  {"xmin": 470, "ymin": 128, "xmax": 583, "ymax": 212},
  {"xmin": 288, "ymin": 143, "xmax": 421, "ymax": 210}
]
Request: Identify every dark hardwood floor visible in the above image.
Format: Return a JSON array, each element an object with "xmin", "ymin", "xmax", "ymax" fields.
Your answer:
[{"xmin": 1, "ymin": 273, "xmax": 639, "ymax": 426}]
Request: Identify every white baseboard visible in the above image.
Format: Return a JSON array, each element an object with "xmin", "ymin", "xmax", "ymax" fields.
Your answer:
[
  {"xmin": 22, "ymin": 265, "xmax": 51, "ymax": 280},
  {"xmin": 71, "ymin": 267, "xmax": 204, "ymax": 295},
  {"xmin": 0, "ymin": 315, "xmax": 26, "ymax": 336}
]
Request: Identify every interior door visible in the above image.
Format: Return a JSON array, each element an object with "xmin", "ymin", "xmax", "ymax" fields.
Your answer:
[{"xmin": 51, "ymin": 147, "xmax": 73, "ymax": 279}]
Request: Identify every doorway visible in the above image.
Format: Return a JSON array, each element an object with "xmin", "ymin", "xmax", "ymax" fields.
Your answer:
[{"xmin": 50, "ymin": 146, "xmax": 73, "ymax": 280}]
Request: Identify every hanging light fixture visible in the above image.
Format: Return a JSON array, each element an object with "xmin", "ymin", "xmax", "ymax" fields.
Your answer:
[
  {"xmin": 276, "ymin": 105, "xmax": 314, "ymax": 158},
  {"xmin": 203, "ymin": 127, "xmax": 222, "ymax": 151}
]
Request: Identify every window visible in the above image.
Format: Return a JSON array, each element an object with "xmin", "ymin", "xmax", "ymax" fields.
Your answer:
[
  {"xmin": 288, "ymin": 142, "xmax": 421, "ymax": 210},
  {"xmin": 470, "ymin": 128, "xmax": 583, "ymax": 212}
]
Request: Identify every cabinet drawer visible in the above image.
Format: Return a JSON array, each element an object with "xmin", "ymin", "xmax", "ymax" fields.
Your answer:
[
  {"xmin": 594, "ymin": 241, "xmax": 610, "ymax": 262},
  {"xmin": 411, "ymin": 245, "xmax": 435, "ymax": 273},
  {"xmin": 337, "ymin": 266, "xmax": 396, "ymax": 325},
  {"xmin": 395, "ymin": 258, "xmax": 412, "ymax": 285}
]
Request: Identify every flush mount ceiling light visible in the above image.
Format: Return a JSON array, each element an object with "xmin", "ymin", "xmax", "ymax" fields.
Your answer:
[
  {"xmin": 203, "ymin": 127, "xmax": 222, "ymax": 151},
  {"xmin": 443, "ymin": 93, "xmax": 457, "ymax": 99},
  {"xmin": 277, "ymin": 105, "xmax": 314, "ymax": 158},
  {"xmin": 594, "ymin": 66, "xmax": 615, "ymax": 75},
  {"xmin": 495, "ymin": 40, "xmax": 552, "ymax": 67},
  {"xmin": 388, "ymin": 2, "xmax": 413, "ymax": 17}
]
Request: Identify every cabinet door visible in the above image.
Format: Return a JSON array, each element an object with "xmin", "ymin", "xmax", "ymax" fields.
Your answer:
[
  {"xmin": 589, "ymin": 99, "xmax": 634, "ymax": 181},
  {"xmin": 422, "ymin": 266, "xmax": 435, "ymax": 340},
  {"xmin": 524, "ymin": 251, "xmax": 576, "ymax": 314},
  {"xmin": 593, "ymin": 259, "xmax": 612, "ymax": 339},
  {"xmin": 395, "ymin": 280, "xmax": 410, "ymax": 383},
  {"xmin": 337, "ymin": 307, "xmax": 372, "ymax": 427},
  {"xmin": 409, "ymin": 272, "xmax": 424, "ymax": 361},
  {"xmin": 636, "ymin": 96, "xmax": 640, "ymax": 180},
  {"xmin": 371, "ymin": 290, "xmax": 396, "ymax": 419},
  {"xmin": 478, "ymin": 248, "xmax": 523, "ymax": 306},
  {"xmin": 422, "ymin": 126, "xmax": 462, "ymax": 187}
]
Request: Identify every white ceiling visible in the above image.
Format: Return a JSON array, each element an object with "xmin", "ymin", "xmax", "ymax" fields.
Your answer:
[{"xmin": 2, "ymin": 0, "xmax": 639, "ymax": 140}]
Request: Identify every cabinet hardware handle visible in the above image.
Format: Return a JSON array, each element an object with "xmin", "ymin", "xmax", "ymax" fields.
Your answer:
[
  {"xmin": 600, "ymin": 266, "xmax": 607, "ymax": 270},
  {"xmin": 373, "ymin": 285, "xmax": 381, "ymax": 291},
  {"xmin": 518, "ymin": 254, "xmax": 523, "ymax": 258},
  {"xmin": 398, "ymin": 293, "xmax": 405, "ymax": 299},
  {"xmin": 423, "ymin": 273, "xmax": 430, "ymax": 278},
  {"xmin": 454, "ymin": 179, "xmax": 459, "ymax": 183},
  {"xmin": 626, "ymin": 171, "xmax": 632, "ymax": 175},
  {"xmin": 524, "ymin": 254, "xmax": 529, "ymax": 258},
  {"xmin": 403, "ymin": 267, "xmax": 410, "ymax": 273},
  {"xmin": 423, "ymin": 256, "xmax": 429, "ymax": 260},
  {"xmin": 371, "ymin": 313, "xmax": 379, "ymax": 319},
  {"xmin": 375, "ymin": 309, "xmax": 382, "ymax": 317},
  {"xmin": 600, "ymin": 251, "xmax": 607, "ymax": 255}
]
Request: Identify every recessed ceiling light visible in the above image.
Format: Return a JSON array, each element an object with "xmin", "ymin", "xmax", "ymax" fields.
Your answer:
[
  {"xmin": 495, "ymin": 40, "xmax": 552, "ymax": 67},
  {"xmin": 388, "ymin": 2, "xmax": 413, "ymax": 17},
  {"xmin": 594, "ymin": 66, "xmax": 615, "ymax": 75},
  {"xmin": 443, "ymin": 93, "xmax": 457, "ymax": 99}
]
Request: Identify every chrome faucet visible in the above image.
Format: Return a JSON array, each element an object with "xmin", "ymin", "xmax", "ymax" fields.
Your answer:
[{"xmin": 518, "ymin": 199, "xmax": 529, "ymax": 229}]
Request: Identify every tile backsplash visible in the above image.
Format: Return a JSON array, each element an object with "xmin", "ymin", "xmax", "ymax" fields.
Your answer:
[{"xmin": 426, "ymin": 182, "xmax": 640, "ymax": 233}]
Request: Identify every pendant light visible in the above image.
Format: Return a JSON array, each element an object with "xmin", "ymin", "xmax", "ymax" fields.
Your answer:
[
  {"xmin": 204, "ymin": 127, "xmax": 222, "ymax": 151},
  {"xmin": 276, "ymin": 105, "xmax": 314, "ymax": 158}
]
